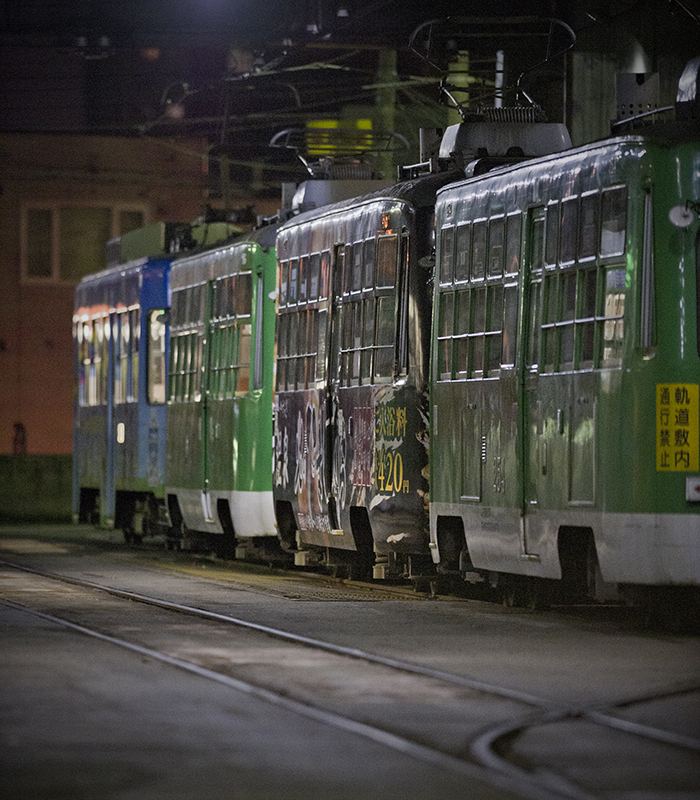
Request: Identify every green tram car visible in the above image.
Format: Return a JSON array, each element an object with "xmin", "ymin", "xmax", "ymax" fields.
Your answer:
[
  {"xmin": 429, "ymin": 127, "xmax": 700, "ymax": 601},
  {"xmin": 165, "ymin": 223, "xmax": 278, "ymax": 556},
  {"xmin": 273, "ymin": 172, "xmax": 492, "ymax": 580}
]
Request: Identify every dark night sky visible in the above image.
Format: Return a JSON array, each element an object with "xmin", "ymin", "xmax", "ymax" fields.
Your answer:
[{"xmin": 0, "ymin": 1, "xmax": 594, "ymax": 48}]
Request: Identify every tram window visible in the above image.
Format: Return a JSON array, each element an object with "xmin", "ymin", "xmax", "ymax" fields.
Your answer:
[
  {"xmin": 470, "ymin": 286, "xmax": 487, "ymax": 376},
  {"xmin": 376, "ymin": 235, "xmax": 397, "ymax": 288},
  {"xmin": 531, "ymin": 216, "xmax": 545, "ymax": 272},
  {"xmin": 289, "ymin": 259, "xmax": 299, "ymax": 304},
  {"xmin": 351, "ymin": 302, "xmax": 362, "ymax": 383},
  {"xmin": 147, "ymin": 309, "xmax": 167, "ymax": 404},
  {"xmin": 308, "ymin": 253, "xmax": 321, "ymax": 301},
  {"xmin": 455, "ymin": 224, "xmax": 470, "ymax": 282},
  {"xmin": 578, "ymin": 268, "xmax": 598, "ymax": 366},
  {"xmin": 304, "ymin": 308, "xmax": 317, "ymax": 388},
  {"xmin": 351, "ymin": 243, "xmax": 363, "ymax": 294},
  {"xmin": 222, "ymin": 325, "xmax": 236, "ymax": 398},
  {"xmin": 212, "ymin": 277, "xmax": 223, "ymax": 319},
  {"xmin": 342, "ymin": 244, "xmax": 352, "ymax": 295},
  {"xmin": 471, "ymin": 221, "xmax": 487, "ymax": 280},
  {"xmin": 455, "ymin": 288, "xmax": 470, "ymax": 336},
  {"xmin": 602, "ymin": 268, "xmax": 626, "ymax": 366},
  {"xmin": 236, "ymin": 272, "xmax": 252, "ymax": 317},
  {"xmin": 486, "ymin": 285, "xmax": 504, "ymax": 373},
  {"xmin": 502, "ymin": 285, "xmax": 518, "ymax": 367},
  {"xmin": 600, "ymin": 187, "xmax": 627, "ymax": 257},
  {"xmin": 115, "ymin": 312, "xmax": 127, "ymax": 404},
  {"xmin": 363, "ymin": 239, "xmax": 375, "ymax": 288},
  {"xmin": 560, "ymin": 198, "xmax": 578, "ymax": 264},
  {"xmin": 361, "ymin": 297, "xmax": 375, "ymax": 382},
  {"xmin": 579, "ymin": 193, "xmax": 598, "ymax": 260},
  {"xmin": 319, "ymin": 251, "xmax": 330, "ymax": 300},
  {"xmin": 561, "ymin": 272, "xmax": 576, "ymax": 321},
  {"xmin": 276, "ymin": 315, "xmax": 287, "ymax": 390},
  {"xmin": 455, "ymin": 289, "xmax": 470, "ymax": 379},
  {"xmin": 209, "ymin": 325, "xmax": 224, "ymax": 399},
  {"xmin": 488, "ymin": 218, "xmax": 504, "ymax": 278},
  {"xmin": 315, "ymin": 309, "xmax": 328, "ymax": 381},
  {"xmin": 296, "ymin": 257, "xmax": 306, "ymax": 304},
  {"xmin": 438, "ymin": 292, "xmax": 454, "ymax": 380},
  {"xmin": 236, "ymin": 324, "xmax": 251, "ymax": 395},
  {"xmin": 440, "ymin": 227, "xmax": 454, "ymax": 284},
  {"xmin": 279, "ymin": 260, "xmax": 288, "ymax": 307},
  {"xmin": 191, "ymin": 332, "xmax": 203, "ymax": 401},
  {"xmin": 542, "ymin": 275, "xmax": 558, "ymax": 371},
  {"xmin": 287, "ymin": 313, "xmax": 298, "ymax": 390},
  {"xmin": 545, "ymin": 203, "xmax": 559, "ymax": 267},
  {"xmin": 129, "ymin": 307, "xmax": 139, "ymax": 403},
  {"xmin": 374, "ymin": 295, "xmax": 395, "ymax": 379},
  {"xmin": 527, "ymin": 280, "xmax": 542, "ymax": 369},
  {"xmin": 505, "ymin": 213, "xmax": 521, "ymax": 275},
  {"xmin": 296, "ymin": 311, "xmax": 309, "ymax": 389}
]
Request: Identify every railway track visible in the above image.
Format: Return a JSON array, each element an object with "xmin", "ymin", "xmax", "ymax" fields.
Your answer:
[{"xmin": 1, "ymin": 555, "xmax": 698, "ymax": 800}]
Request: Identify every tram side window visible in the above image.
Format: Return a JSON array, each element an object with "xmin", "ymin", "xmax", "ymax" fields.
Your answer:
[
  {"xmin": 471, "ymin": 221, "xmax": 487, "ymax": 280},
  {"xmin": 505, "ymin": 213, "xmax": 521, "ymax": 275},
  {"xmin": 545, "ymin": 202, "xmax": 559, "ymax": 267},
  {"xmin": 208, "ymin": 272, "xmax": 254, "ymax": 398},
  {"xmin": 363, "ymin": 240, "xmax": 375, "ymax": 288},
  {"xmin": 308, "ymin": 253, "xmax": 321, "ymax": 301},
  {"xmin": 579, "ymin": 193, "xmax": 598, "ymax": 259},
  {"xmin": 602, "ymin": 268, "xmax": 626, "ymax": 367},
  {"xmin": 502, "ymin": 284, "xmax": 518, "ymax": 367},
  {"xmin": 455, "ymin": 289, "xmax": 470, "ymax": 379},
  {"xmin": 435, "ymin": 212, "xmax": 519, "ymax": 382},
  {"xmin": 437, "ymin": 291, "xmax": 454, "ymax": 379},
  {"xmin": 289, "ymin": 259, "xmax": 299, "ymax": 304},
  {"xmin": 600, "ymin": 187, "xmax": 627, "ymax": 257},
  {"xmin": 361, "ymin": 297, "xmax": 375, "ymax": 381},
  {"xmin": 113, "ymin": 312, "xmax": 125, "ymax": 405},
  {"xmin": 560, "ymin": 199, "xmax": 578, "ymax": 264},
  {"xmin": 440, "ymin": 227, "xmax": 454, "ymax": 284},
  {"xmin": 376, "ymin": 236, "xmax": 397, "ymax": 288},
  {"xmin": 374, "ymin": 295, "xmax": 395, "ymax": 380},
  {"xmin": 315, "ymin": 308, "xmax": 328, "ymax": 382},
  {"xmin": 279, "ymin": 260, "xmax": 288, "ymax": 307},
  {"xmin": 78, "ymin": 318, "xmax": 96, "ymax": 406},
  {"xmin": 455, "ymin": 224, "xmax": 470, "ymax": 282},
  {"xmin": 127, "ymin": 308, "xmax": 139, "ymax": 403},
  {"xmin": 488, "ymin": 218, "xmax": 504, "ymax": 278},
  {"xmin": 287, "ymin": 312, "xmax": 298, "ymax": 390},
  {"xmin": 299, "ymin": 256, "xmax": 308, "ymax": 303},
  {"xmin": 168, "ymin": 287, "xmax": 202, "ymax": 403},
  {"xmin": 147, "ymin": 309, "xmax": 167, "ymax": 404}
]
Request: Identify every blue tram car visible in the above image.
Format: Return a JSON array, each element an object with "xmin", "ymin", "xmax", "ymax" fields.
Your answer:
[{"xmin": 73, "ymin": 252, "xmax": 170, "ymax": 539}]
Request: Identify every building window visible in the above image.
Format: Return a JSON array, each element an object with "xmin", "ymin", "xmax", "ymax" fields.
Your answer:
[{"xmin": 22, "ymin": 203, "xmax": 146, "ymax": 283}]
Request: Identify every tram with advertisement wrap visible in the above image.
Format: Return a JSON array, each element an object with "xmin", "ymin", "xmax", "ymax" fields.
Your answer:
[
  {"xmin": 429, "ymin": 124, "xmax": 700, "ymax": 604},
  {"xmin": 272, "ymin": 173, "xmax": 463, "ymax": 580}
]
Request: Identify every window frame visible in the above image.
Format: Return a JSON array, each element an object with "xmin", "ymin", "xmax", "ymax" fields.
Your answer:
[{"xmin": 21, "ymin": 202, "xmax": 148, "ymax": 284}]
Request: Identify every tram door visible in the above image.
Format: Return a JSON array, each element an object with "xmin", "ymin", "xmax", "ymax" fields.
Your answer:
[{"xmin": 519, "ymin": 207, "xmax": 545, "ymax": 558}]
